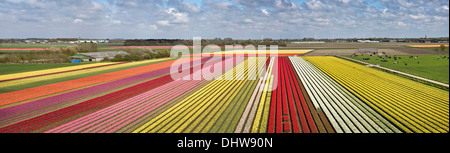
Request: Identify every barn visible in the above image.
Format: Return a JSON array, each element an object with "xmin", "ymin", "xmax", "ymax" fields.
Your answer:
[{"xmin": 71, "ymin": 54, "xmax": 95, "ymax": 62}]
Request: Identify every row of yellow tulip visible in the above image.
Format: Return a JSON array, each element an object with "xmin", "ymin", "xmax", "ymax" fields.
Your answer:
[
  {"xmin": 303, "ymin": 56, "xmax": 449, "ymax": 133},
  {"xmin": 0, "ymin": 63, "xmax": 115, "ymax": 82},
  {"xmin": 407, "ymin": 45, "xmax": 448, "ymax": 48},
  {"xmin": 251, "ymin": 58, "xmax": 275, "ymax": 133},
  {"xmin": 233, "ymin": 58, "xmax": 274, "ymax": 133},
  {"xmin": 133, "ymin": 57, "xmax": 266, "ymax": 133}
]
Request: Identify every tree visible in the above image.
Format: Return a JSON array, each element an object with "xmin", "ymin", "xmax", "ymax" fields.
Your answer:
[
  {"xmin": 61, "ymin": 48, "xmax": 78, "ymax": 56},
  {"xmin": 112, "ymin": 54, "xmax": 123, "ymax": 62},
  {"xmin": 5, "ymin": 54, "xmax": 19, "ymax": 63},
  {"xmin": 122, "ymin": 55, "xmax": 132, "ymax": 61},
  {"xmin": 103, "ymin": 57, "xmax": 110, "ymax": 62}
]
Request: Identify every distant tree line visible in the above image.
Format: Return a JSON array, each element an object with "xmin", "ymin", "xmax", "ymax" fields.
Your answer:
[
  {"xmin": 0, "ymin": 44, "xmax": 173, "ymax": 64},
  {"xmin": 0, "ymin": 49, "xmax": 75, "ymax": 63},
  {"xmin": 0, "ymin": 43, "xmax": 98, "ymax": 64},
  {"xmin": 124, "ymin": 39, "xmax": 189, "ymax": 46},
  {"xmin": 124, "ymin": 39, "xmax": 287, "ymax": 47},
  {"xmin": 309, "ymin": 37, "xmax": 449, "ymax": 43},
  {"xmin": 1, "ymin": 37, "xmax": 449, "ymax": 44},
  {"xmin": 114, "ymin": 38, "xmax": 450, "ymax": 47}
]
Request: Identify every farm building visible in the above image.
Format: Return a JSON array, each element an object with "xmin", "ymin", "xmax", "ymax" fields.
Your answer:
[
  {"xmin": 71, "ymin": 51, "xmax": 129, "ymax": 61},
  {"xmin": 290, "ymin": 41, "xmax": 325, "ymax": 44},
  {"xmin": 77, "ymin": 40, "xmax": 110, "ymax": 43},
  {"xmin": 357, "ymin": 40, "xmax": 380, "ymax": 43},
  {"xmin": 70, "ymin": 54, "xmax": 95, "ymax": 62}
]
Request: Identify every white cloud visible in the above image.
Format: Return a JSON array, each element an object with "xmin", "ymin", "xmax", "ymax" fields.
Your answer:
[
  {"xmin": 76, "ymin": 14, "xmax": 89, "ymax": 19},
  {"xmin": 138, "ymin": 23, "xmax": 158, "ymax": 31},
  {"xmin": 409, "ymin": 14, "xmax": 426, "ymax": 20},
  {"xmin": 340, "ymin": 0, "xmax": 351, "ymax": 4},
  {"xmin": 165, "ymin": 8, "xmax": 189, "ymax": 23},
  {"xmin": 212, "ymin": 1, "xmax": 232, "ymax": 10},
  {"xmin": 23, "ymin": 0, "xmax": 48, "ymax": 8},
  {"xmin": 181, "ymin": 1, "xmax": 200, "ymax": 13},
  {"xmin": 397, "ymin": 0, "xmax": 415, "ymax": 8},
  {"xmin": 397, "ymin": 21, "xmax": 407, "ymax": 27},
  {"xmin": 274, "ymin": 0, "xmax": 299, "ymax": 10},
  {"xmin": 91, "ymin": 1, "xmax": 103, "ymax": 10},
  {"xmin": 73, "ymin": 18, "xmax": 83, "ymax": 24},
  {"xmin": 305, "ymin": 0, "xmax": 327, "ymax": 10},
  {"xmin": 111, "ymin": 20, "xmax": 122, "ymax": 24},
  {"xmin": 244, "ymin": 18, "xmax": 254, "ymax": 23},
  {"xmin": 433, "ymin": 16, "xmax": 447, "ymax": 21},
  {"xmin": 125, "ymin": 1, "xmax": 138, "ymax": 7},
  {"xmin": 365, "ymin": 7, "xmax": 377, "ymax": 13},
  {"xmin": 149, "ymin": 25, "xmax": 158, "ymax": 31},
  {"xmin": 261, "ymin": 9, "xmax": 269, "ymax": 16},
  {"xmin": 157, "ymin": 20, "xmax": 170, "ymax": 26},
  {"xmin": 383, "ymin": 8, "xmax": 389, "ymax": 14},
  {"xmin": 0, "ymin": 0, "xmax": 448, "ymax": 39},
  {"xmin": 314, "ymin": 18, "xmax": 330, "ymax": 22}
]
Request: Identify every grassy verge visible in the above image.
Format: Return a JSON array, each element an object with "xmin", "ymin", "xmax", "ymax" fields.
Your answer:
[{"xmin": 0, "ymin": 43, "xmax": 72, "ymax": 49}]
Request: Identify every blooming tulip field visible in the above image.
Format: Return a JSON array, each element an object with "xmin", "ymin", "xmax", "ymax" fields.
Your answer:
[{"xmin": 0, "ymin": 50, "xmax": 448, "ymax": 133}]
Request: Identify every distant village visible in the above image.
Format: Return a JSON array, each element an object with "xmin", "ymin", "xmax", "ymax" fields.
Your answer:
[
  {"xmin": 0, "ymin": 37, "xmax": 448, "ymax": 45},
  {"xmin": 0, "ymin": 38, "xmax": 125, "ymax": 44}
]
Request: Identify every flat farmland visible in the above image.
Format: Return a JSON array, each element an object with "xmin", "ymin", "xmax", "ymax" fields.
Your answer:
[
  {"xmin": 0, "ymin": 49, "xmax": 448, "ymax": 133},
  {"xmin": 286, "ymin": 42, "xmax": 447, "ymax": 49},
  {"xmin": 289, "ymin": 42, "xmax": 449, "ymax": 56},
  {"xmin": 304, "ymin": 48, "xmax": 448, "ymax": 56}
]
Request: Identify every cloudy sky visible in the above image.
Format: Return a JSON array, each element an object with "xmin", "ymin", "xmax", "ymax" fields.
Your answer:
[{"xmin": 0, "ymin": 0, "xmax": 448, "ymax": 39}]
